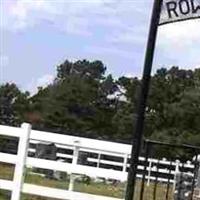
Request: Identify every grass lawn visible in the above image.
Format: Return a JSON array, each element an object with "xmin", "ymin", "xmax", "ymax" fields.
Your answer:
[{"xmin": 0, "ymin": 163, "xmax": 173, "ymax": 200}]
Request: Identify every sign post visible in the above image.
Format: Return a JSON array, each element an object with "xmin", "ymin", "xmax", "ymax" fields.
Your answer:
[{"xmin": 125, "ymin": 1, "xmax": 163, "ymax": 199}]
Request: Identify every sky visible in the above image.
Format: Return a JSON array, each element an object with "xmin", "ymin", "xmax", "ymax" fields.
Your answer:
[{"xmin": 0, "ymin": 0, "xmax": 200, "ymax": 94}]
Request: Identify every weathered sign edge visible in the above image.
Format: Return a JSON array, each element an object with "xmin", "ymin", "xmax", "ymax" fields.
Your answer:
[{"xmin": 159, "ymin": 15, "xmax": 200, "ymax": 26}]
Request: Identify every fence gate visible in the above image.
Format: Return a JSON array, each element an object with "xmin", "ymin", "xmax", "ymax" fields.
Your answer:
[{"xmin": 135, "ymin": 139, "xmax": 200, "ymax": 200}]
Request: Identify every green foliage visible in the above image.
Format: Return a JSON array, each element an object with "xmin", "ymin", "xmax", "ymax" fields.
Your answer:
[
  {"xmin": 0, "ymin": 83, "xmax": 30, "ymax": 126},
  {"xmin": 0, "ymin": 60, "xmax": 199, "ymax": 150},
  {"xmin": 0, "ymin": 83, "xmax": 30, "ymax": 151},
  {"xmin": 27, "ymin": 60, "xmax": 118, "ymax": 139},
  {"xmin": 56, "ymin": 59, "xmax": 106, "ymax": 81},
  {"xmin": 147, "ymin": 67, "xmax": 200, "ymax": 148}
]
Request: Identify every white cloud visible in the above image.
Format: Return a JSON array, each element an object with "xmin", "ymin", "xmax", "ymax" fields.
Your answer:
[
  {"xmin": 0, "ymin": 0, "xmax": 151, "ymax": 37},
  {"xmin": 108, "ymin": 27, "xmax": 146, "ymax": 45},
  {"xmin": 124, "ymin": 73, "xmax": 136, "ymax": 78},
  {"xmin": 25, "ymin": 74, "xmax": 54, "ymax": 95},
  {"xmin": 1, "ymin": 0, "xmax": 52, "ymax": 30},
  {"xmin": 155, "ymin": 19, "xmax": 200, "ymax": 69},
  {"xmin": 59, "ymin": 16, "xmax": 91, "ymax": 36},
  {"xmin": 37, "ymin": 74, "xmax": 54, "ymax": 87},
  {"xmin": 85, "ymin": 45, "xmax": 136, "ymax": 59},
  {"xmin": 1, "ymin": 0, "xmax": 125, "ymax": 34},
  {"xmin": 158, "ymin": 20, "xmax": 200, "ymax": 48},
  {"xmin": 1, "ymin": 0, "xmax": 91, "ymax": 34},
  {"xmin": 1, "ymin": 0, "xmax": 199, "ymax": 84}
]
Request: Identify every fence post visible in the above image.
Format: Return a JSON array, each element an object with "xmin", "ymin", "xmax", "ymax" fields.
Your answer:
[
  {"xmin": 123, "ymin": 154, "xmax": 128, "ymax": 173},
  {"xmin": 11, "ymin": 123, "xmax": 31, "ymax": 200},
  {"xmin": 69, "ymin": 140, "xmax": 79, "ymax": 191},
  {"xmin": 147, "ymin": 159, "xmax": 152, "ymax": 186},
  {"xmin": 97, "ymin": 153, "xmax": 101, "ymax": 168},
  {"xmin": 173, "ymin": 160, "xmax": 180, "ymax": 191}
]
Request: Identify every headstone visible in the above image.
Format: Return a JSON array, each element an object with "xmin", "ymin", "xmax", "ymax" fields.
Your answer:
[
  {"xmin": 174, "ymin": 172, "xmax": 193, "ymax": 200},
  {"xmin": 34, "ymin": 143, "xmax": 57, "ymax": 178},
  {"xmin": 53, "ymin": 170, "xmax": 67, "ymax": 181},
  {"xmin": 35, "ymin": 143, "xmax": 57, "ymax": 160},
  {"xmin": 78, "ymin": 151, "xmax": 89, "ymax": 165}
]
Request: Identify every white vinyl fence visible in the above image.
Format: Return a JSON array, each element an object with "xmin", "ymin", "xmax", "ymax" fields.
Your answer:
[{"xmin": 0, "ymin": 123, "xmax": 194, "ymax": 200}]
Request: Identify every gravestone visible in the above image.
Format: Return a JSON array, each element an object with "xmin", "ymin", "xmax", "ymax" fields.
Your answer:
[
  {"xmin": 34, "ymin": 143, "xmax": 57, "ymax": 178},
  {"xmin": 174, "ymin": 172, "xmax": 193, "ymax": 200},
  {"xmin": 35, "ymin": 143, "xmax": 57, "ymax": 160},
  {"xmin": 78, "ymin": 151, "xmax": 89, "ymax": 165},
  {"xmin": 53, "ymin": 167, "xmax": 67, "ymax": 181}
]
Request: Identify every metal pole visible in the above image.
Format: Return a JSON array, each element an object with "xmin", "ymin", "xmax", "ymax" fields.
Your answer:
[{"xmin": 125, "ymin": 1, "xmax": 163, "ymax": 200}]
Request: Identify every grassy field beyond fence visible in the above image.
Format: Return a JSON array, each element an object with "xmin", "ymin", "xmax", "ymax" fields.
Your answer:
[{"xmin": 0, "ymin": 163, "xmax": 173, "ymax": 200}]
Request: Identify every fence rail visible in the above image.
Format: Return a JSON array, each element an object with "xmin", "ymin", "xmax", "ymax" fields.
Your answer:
[{"xmin": 0, "ymin": 123, "xmax": 195, "ymax": 200}]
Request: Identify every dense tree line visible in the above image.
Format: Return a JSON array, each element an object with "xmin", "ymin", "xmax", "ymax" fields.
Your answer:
[{"xmin": 0, "ymin": 60, "xmax": 200, "ymax": 149}]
